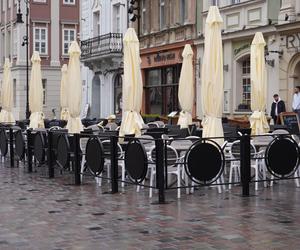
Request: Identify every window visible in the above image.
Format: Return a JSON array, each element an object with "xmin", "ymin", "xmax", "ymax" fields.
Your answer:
[
  {"xmin": 2, "ymin": 1, "xmax": 5, "ymax": 12},
  {"xmin": 212, "ymin": 0, "xmax": 219, "ymax": 6},
  {"xmin": 13, "ymin": 28, "xmax": 17, "ymax": 58},
  {"xmin": 63, "ymin": 0, "xmax": 75, "ymax": 4},
  {"xmin": 231, "ymin": 0, "xmax": 240, "ymax": 4},
  {"xmin": 42, "ymin": 79, "xmax": 46, "ymax": 105},
  {"xmin": 141, "ymin": 0, "xmax": 147, "ymax": 34},
  {"xmin": 93, "ymin": 11, "xmax": 100, "ymax": 36},
  {"xmin": 241, "ymin": 58, "xmax": 251, "ymax": 109},
  {"xmin": 34, "ymin": 27, "xmax": 48, "ymax": 55},
  {"xmin": 63, "ymin": 29, "xmax": 75, "ymax": 55},
  {"xmin": 145, "ymin": 65, "xmax": 181, "ymax": 115},
  {"xmin": 13, "ymin": 79, "xmax": 16, "ymax": 107},
  {"xmin": 180, "ymin": 0, "xmax": 187, "ymax": 24},
  {"xmin": 8, "ymin": 0, "xmax": 11, "ymax": 8},
  {"xmin": 113, "ymin": 4, "xmax": 121, "ymax": 33},
  {"xmin": 159, "ymin": 0, "xmax": 165, "ymax": 30},
  {"xmin": 114, "ymin": 74, "xmax": 122, "ymax": 114}
]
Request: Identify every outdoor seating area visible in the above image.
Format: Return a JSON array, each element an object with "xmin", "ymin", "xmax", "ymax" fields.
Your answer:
[{"xmin": 0, "ymin": 118, "xmax": 299, "ymax": 204}]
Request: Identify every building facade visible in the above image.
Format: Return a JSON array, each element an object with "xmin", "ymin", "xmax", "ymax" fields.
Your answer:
[
  {"xmin": 80, "ymin": 0, "xmax": 127, "ymax": 119},
  {"xmin": 135, "ymin": 0, "xmax": 197, "ymax": 116},
  {"xmin": 0, "ymin": 0, "xmax": 80, "ymax": 120},
  {"xmin": 195, "ymin": 0, "xmax": 300, "ymax": 119}
]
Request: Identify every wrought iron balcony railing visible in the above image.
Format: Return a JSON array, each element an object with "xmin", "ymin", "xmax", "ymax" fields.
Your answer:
[{"xmin": 81, "ymin": 33, "xmax": 123, "ymax": 60}]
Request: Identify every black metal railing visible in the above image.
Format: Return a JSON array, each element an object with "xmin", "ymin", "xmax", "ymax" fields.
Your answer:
[
  {"xmin": 1, "ymin": 124, "xmax": 300, "ymax": 204},
  {"xmin": 80, "ymin": 33, "xmax": 123, "ymax": 60}
]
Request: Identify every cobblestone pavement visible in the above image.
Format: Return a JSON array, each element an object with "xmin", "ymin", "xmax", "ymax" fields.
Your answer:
[{"xmin": 0, "ymin": 164, "xmax": 300, "ymax": 250}]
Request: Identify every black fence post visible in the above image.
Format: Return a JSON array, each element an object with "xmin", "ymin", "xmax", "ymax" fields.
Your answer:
[
  {"xmin": 155, "ymin": 138, "xmax": 165, "ymax": 203},
  {"xmin": 73, "ymin": 133, "xmax": 81, "ymax": 185},
  {"xmin": 47, "ymin": 131, "xmax": 54, "ymax": 178},
  {"xmin": 9, "ymin": 128, "xmax": 14, "ymax": 168},
  {"xmin": 27, "ymin": 129, "xmax": 33, "ymax": 173},
  {"xmin": 240, "ymin": 133, "xmax": 251, "ymax": 196},
  {"xmin": 110, "ymin": 136, "xmax": 118, "ymax": 194}
]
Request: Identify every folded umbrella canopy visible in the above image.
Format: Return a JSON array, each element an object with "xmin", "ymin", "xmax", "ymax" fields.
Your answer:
[
  {"xmin": 60, "ymin": 64, "xmax": 69, "ymax": 120},
  {"xmin": 66, "ymin": 41, "xmax": 83, "ymax": 133},
  {"xmin": 29, "ymin": 51, "xmax": 44, "ymax": 129},
  {"xmin": 201, "ymin": 6, "xmax": 224, "ymax": 145},
  {"xmin": 0, "ymin": 58, "xmax": 15, "ymax": 124},
  {"xmin": 119, "ymin": 28, "xmax": 144, "ymax": 137},
  {"xmin": 178, "ymin": 44, "xmax": 194, "ymax": 129},
  {"xmin": 249, "ymin": 32, "xmax": 270, "ymax": 135}
]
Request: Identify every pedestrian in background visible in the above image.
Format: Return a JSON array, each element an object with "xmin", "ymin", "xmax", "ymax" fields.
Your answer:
[
  {"xmin": 271, "ymin": 94, "xmax": 285, "ymax": 124},
  {"xmin": 292, "ymin": 86, "xmax": 300, "ymax": 120}
]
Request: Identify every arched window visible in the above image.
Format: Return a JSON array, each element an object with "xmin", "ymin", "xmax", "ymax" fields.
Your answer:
[
  {"xmin": 236, "ymin": 55, "xmax": 251, "ymax": 111},
  {"xmin": 114, "ymin": 74, "xmax": 122, "ymax": 114}
]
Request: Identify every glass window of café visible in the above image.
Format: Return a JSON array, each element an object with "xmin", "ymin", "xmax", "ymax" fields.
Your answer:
[
  {"xmin": 145, "ymin": 65, "xmax": 181, "ymax": 115},
  {"xmin": 236, "ymin": 56, "xmax": 251, "ymax": 111},
  {"xmin": 114, "ymin": 73, "xmax": 123, "ymax": 114}
]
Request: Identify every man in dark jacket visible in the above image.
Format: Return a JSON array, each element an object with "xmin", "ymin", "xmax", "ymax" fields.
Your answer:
[{"xmin": 271, "ymin": 94, "xmax": 286, "ymax": 124}]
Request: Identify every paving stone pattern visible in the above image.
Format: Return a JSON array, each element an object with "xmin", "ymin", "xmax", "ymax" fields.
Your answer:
[{"xmin": 0, "ymin": 164, "xmax": 299, "ymax": 249}]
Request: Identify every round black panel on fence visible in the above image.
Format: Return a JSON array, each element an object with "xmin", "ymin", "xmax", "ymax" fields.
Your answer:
[
  {"xmin": 34, "ymin": 132, "xmax": 46, "ymax": 163},
  {"xmin": 15, "ymin": 130, "xmax": 25, "ymax": 160},
  {"xmin": 56, "ymin": 134, "xmax": 70, "ymax": 169},
  {"xmin": 185, "ymin": 140, "xmax": 225, "ymax": 185},
  {"xmin": 86, "ymin": 138, "xmax": 104, "ymax": 175},
  {"xmin": 0, "ymin": 129, "xmax": 8, "ymax": 156},
  {"xmin": 265, "ymin": 137, "xmax": 299, "ymax": 178},
  {"xmin": 125, "ymin": 140, "xmax": 148, "ymax": 183}
]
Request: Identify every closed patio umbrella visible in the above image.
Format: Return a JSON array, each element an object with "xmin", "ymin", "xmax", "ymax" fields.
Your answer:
[
  {"xmin": 178, "ymin": 44, "xmax": 194, "ymax": 129},
  {"xmin": 119, "ymin": 28, "xmax": 144, "ymax": 137},
  {"xmin": 249, "ymin": 32, "xmax": 269, "ymax": 135},
  {"xmin": 201, "ymin": 6, "xmax": 224, "ymax": 145},
  {"xmin": 66, "ymin": 41, "xmax": 83, "ymax": 133},
  {"xmin": 60, "ymin": 64, "xmax": 69, "ymax": 120},
  {"xmin": 0, "ymin": 58, "xmax": 15, "ymax": 124},
  {"xmin": 29, "ymin": 51, "xmax": 44, "ymax": 129}
]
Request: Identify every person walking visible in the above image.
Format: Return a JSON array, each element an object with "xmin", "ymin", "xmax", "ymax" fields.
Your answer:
[
  {"xmin": 271, "ymin": 94, "xmax": 286, "ymax": 124},
  {"xmin": 293, "ymin": 86, "xmax": 300, "ymax": 120}
]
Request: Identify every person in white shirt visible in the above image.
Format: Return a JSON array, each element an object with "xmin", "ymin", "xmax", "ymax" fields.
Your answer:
[{"xmin": 292, "ymin": 86, "xmax": 300, "ymax": 119}]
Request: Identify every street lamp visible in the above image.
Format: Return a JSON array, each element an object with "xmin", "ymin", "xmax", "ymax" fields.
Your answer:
[{"xmin": 16, "ymin": 0, "xmax": 30, "ymax": 120}]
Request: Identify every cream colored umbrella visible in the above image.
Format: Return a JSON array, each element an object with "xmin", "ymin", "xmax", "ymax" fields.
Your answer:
[
  {"xmin": 119, "ymin": 28, "xmax": 144, "ymax": 137},
  {"xmin": 29, "ymin": 51, "xmax": 44, "ymax": 129},
  {"xmin": 249, "ymin": 32, "xmax": 269, "ymax": 135},
  {"xmin": 0, "ymin": 58, "xmax": 15, "ymax": 124},
  {"xmin": 177, "ymin": 44, "xmax": 194, "ymax": 129},
  {"xmin": 60, "ymin": 64, "xmax": 69, "ymax": 120},
  {"xmin": 66, "ymin": 41, "xmax": 83, "ymax": 133},
  {"xmin": 201, "ymin": 6, "xmax": 224, "ymax": 145}
]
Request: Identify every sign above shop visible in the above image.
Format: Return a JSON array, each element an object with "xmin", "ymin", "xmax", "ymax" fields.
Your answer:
[
  {"xmin": 233, "ymin": 43, "xmax": 250, "ymax": 56},
  {"xmin": 141, "ymin": 48, "xmax": 184, "ymax": 69},
  {"xmin": 281, "ymin": 33, "xmax": 300, "ymax": 50}
]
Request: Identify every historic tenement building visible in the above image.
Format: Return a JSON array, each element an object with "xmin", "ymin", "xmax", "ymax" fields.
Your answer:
[
  {"xmin": 196, "ymin": 0, "xmax": 300, "ymax": 118},
  {"xmin": 80, "ymin": 0, "xmax": 127, "ymax": 118},
  {"xmin": 131, "ymin": 0, "xmax": 197, "ymax": 116},
  {"xmin": 0, "ymin": 0, "xmax": 80, "ymax": 119}
]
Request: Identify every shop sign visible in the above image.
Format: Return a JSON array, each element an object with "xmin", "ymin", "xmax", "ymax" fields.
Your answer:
[
  {"xmin": 143, "ymin": 49, "xmax": 183, "ymax": 68},
  {"xmin": 233, "ymin": 43, "xmax": 250, "ymax": 56},
  {"xmin": 282, "ymin": 33, "xmax": 300, "ymax": 49}
]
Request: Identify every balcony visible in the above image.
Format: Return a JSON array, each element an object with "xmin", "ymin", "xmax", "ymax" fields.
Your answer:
[{"xmin": 80, "ymin": 33, "xmax": 123, "ymax": 62}]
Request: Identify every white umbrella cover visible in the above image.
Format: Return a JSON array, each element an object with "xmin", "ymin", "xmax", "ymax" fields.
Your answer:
[
  {"xmin": 66, "ymin": 41, "xmax": 83, "ymax": 133},
  {"xmin": 249, "ymin": 32, "xmax": 269, "ymax": 135},
  {"xmin": 178, "ymin": 44, "xmax": 194, "ymax": 129},
  {"xmin": 0, "ymin": 58, "xmax": 15, "ymax": 123},
  {"xmin": 201, "ymin": 6, "xmax": 224, "ymax": 145},
  {"xmin": 29, "ymin": 51, "xmax": 44, "ymax": 129},
  {"xmin": 119, "ymin": 28, "xmax": 144, "ymax": 137},
  {"xmin": 60, "ymin": 64, "xmax": 69, "ymax": 120}
]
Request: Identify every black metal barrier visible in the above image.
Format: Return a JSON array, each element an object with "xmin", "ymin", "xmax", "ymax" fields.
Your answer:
[{"xmin": 1, "ymin": 126, "xmax": 300, "ymax": 203}]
